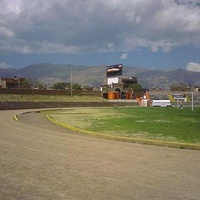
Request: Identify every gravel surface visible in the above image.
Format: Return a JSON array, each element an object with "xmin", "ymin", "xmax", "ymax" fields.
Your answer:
[{"xmin": 0, "ymin": 109, "xmax": 200, "ymax": 200}]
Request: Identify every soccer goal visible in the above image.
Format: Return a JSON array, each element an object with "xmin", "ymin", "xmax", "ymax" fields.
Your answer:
[{"xmin": 173, "ymin": 92, "xmax": 194, "ymax": 111}]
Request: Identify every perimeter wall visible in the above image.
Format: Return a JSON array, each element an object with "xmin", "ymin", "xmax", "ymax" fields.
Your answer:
[{"xmin": 0, "ymin": 88, "xmax": 101, "ymax": 96}]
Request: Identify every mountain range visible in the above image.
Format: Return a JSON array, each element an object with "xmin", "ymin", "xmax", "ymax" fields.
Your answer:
[{"xmin": 0, "ymin": 63, "xmax": 200, "ymax": 89}]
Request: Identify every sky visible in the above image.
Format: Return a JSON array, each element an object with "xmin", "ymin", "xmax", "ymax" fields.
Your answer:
[{"xmin": 0, "ymin": 0, "xmax": 200, "ymax": 71}]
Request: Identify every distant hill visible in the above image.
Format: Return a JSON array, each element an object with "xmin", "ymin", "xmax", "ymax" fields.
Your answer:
[
  {"xmin": 137, "ymin": 68, "xmax": 200, "ymax": 89},
  {"xmin": 0, "ymin": 63, "xmax": 199, "ymax": 89}
]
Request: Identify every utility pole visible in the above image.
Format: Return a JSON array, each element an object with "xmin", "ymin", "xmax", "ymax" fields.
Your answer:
[
  {"xmin": 18, "ymin": 69, "xmax": 20, "ymax": 89},
  {"xmin": 148, "ymin": 77, "xmax": 150, "ymax": 91},
  {"xmin": 71, "ymin": 69, "xmax": 73, "ymax": 96}
]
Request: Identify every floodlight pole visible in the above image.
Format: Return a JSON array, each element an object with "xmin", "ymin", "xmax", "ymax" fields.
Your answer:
[{"xmin": 70, "ymin": 69, "xmax": 73, "ymax": 96}]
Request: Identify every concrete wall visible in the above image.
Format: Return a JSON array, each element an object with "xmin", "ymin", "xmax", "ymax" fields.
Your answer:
[{"xmin": 0, "ymin": 101, "xmax": 138, "ymax": 110}]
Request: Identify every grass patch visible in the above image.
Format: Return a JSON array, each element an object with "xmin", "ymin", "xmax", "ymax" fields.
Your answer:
[
  {"xmin": 0, "ymin": 94, "xmax": 107, "ymax": 102},
  {"xmin": 48, "ymin": 107, "xmax": 200, "ymax": 144}
]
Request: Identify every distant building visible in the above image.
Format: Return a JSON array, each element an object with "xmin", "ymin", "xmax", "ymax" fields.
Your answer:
[
  {"xmin": 194, "ymin": 81, "xmax": 200, "ymax": 92},
  {"xmin": 0, "ymin": 78, "xmax": 6, "ymax": 88},
  {"xmin": 0, "ymin": 77, "xmax": 25, "ymax": 89},
  {"xmin": 119, "ymin": 77, "xmax": 137, "ymax": 89},
  {"xmin": 101, "ymin": 64, "xmax": 138, "ymax": 99}
]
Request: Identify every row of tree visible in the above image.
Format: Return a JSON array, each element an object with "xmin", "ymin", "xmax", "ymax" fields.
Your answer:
[
  {"xmin": 170, "ymin": 83, "xmax": 191, "ymax": 91},
  {"xmin": 18, "ymin": 78, "xmax": 192, "ymax": 92},
  {"xmin": 19, "ymin": 79, "xmax": 87, "ymax": 90},
  {"xmin": 52, "ymin": 82, "xmax": 82, "ymax": 90}
]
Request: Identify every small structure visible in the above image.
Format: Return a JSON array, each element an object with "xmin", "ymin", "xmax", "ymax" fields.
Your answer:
[
  {"xmin": 0, "ymin": 78, "xmax": 6, "ymax": 88},
  {"xmin": 0, "ymin": 77, "xmax": 25, "ymax": 89},
  {"xmin": 168, "ymin": 94, "xmax": 189, "ymax": 102},
  {"xmin": 136, "ymin": 91, "xmax": 152, "ymax": 107},
  {"xmin": 194, "ymin": 81, "xmax": 200, "ymax": 92},
  {"xmin": 137, "ymin": 91, "xmax": 174, "ymax": 107},
  {"xmin": 152, "ymin": 100, "xmax": 172, "ymax": 107}
]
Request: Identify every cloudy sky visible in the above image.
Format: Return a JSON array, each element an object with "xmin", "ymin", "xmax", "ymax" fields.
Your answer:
[{"xmin": 0, "ymin": 0, "xmax": 200, "ymax": 70}]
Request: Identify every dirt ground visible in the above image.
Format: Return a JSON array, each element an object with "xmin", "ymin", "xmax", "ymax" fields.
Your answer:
[{"xmin": 0, "ymin": 109, "xmax": 200, "ymax": 200}]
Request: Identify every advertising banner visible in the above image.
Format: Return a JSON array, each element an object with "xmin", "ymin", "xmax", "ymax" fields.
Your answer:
[{"xmin": 106, "ymin": 64, "xmax": 123, "ymax": 77}]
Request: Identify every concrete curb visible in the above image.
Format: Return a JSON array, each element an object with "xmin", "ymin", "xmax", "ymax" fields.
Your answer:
[
  {"xmin": 13, "ymin": 115, "xmax": 18, "ymax": 121},
  {"xmin": 46, "ymin": 115, "xmax": 200, "ymax": 150}
]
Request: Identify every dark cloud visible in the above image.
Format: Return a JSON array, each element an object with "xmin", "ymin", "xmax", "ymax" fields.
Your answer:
[{"xmin": 0, "ymin": 0, "xmax": 200, "ymax": 55}]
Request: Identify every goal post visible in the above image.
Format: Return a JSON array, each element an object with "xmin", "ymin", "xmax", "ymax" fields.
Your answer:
[
  {"xmin": 192, "ymin": 92, "xmax": 194, "ymax": 111},
  {"xmin": 174, "ymin": 92, "xmax": 194, "ymax": 111}
]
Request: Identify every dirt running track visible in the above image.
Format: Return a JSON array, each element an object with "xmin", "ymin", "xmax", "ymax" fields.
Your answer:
[{"xmin": 0, "ymin": 109, "xmax": 200, "ymax": 200}]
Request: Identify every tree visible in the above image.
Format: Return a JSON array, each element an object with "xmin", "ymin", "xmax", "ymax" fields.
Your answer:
[
  {"xmin": 128, "ymin": 84, "xmax": 143, "ymax": 92},
  {"xmin": 52, "ymin": 82, "xmax": 67, "ymax": 90},
  {"xmin": 20, "ymin": 78, "xmax": 33, "ymax": 89},
  {"xmin": 72, "ymin": 83, "xmax": 82, "ymax": 90},
  {"xmin": 170, "ymin": 82, "xmax": 188, "ymax": 91}
]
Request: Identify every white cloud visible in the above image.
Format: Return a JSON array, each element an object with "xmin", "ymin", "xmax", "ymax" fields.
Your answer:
[
  {"xmin": 0, "ymin": 0, "xmax": 200, "ymax": 55},
  {"xmin": 186, "ymin": 62, "xmax": 200, "ymax": 72},
  {"xmin": 0, "ymin": 61, "xmax": 12, "ymax": 69},
  {"xmin": 120, "ymin": 53, "xmax": 128, "ymax": 60},
  {"xmin": 0, "ymin": 27, "xmax": 15, "ymax": 39},
  {"xmin": 107, "ymin": 43, "xmax": 115, "ymax": 51}
]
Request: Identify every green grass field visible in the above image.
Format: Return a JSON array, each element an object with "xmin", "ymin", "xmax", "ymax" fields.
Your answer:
[{"xmin": 47, "ymin": 107, "xmax": 200, "ymax": 144}]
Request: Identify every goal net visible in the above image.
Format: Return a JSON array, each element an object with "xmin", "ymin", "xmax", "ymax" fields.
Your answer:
[{"xmin": 169, "ymin": 93, "xmax": 194, "ymax": 111}]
